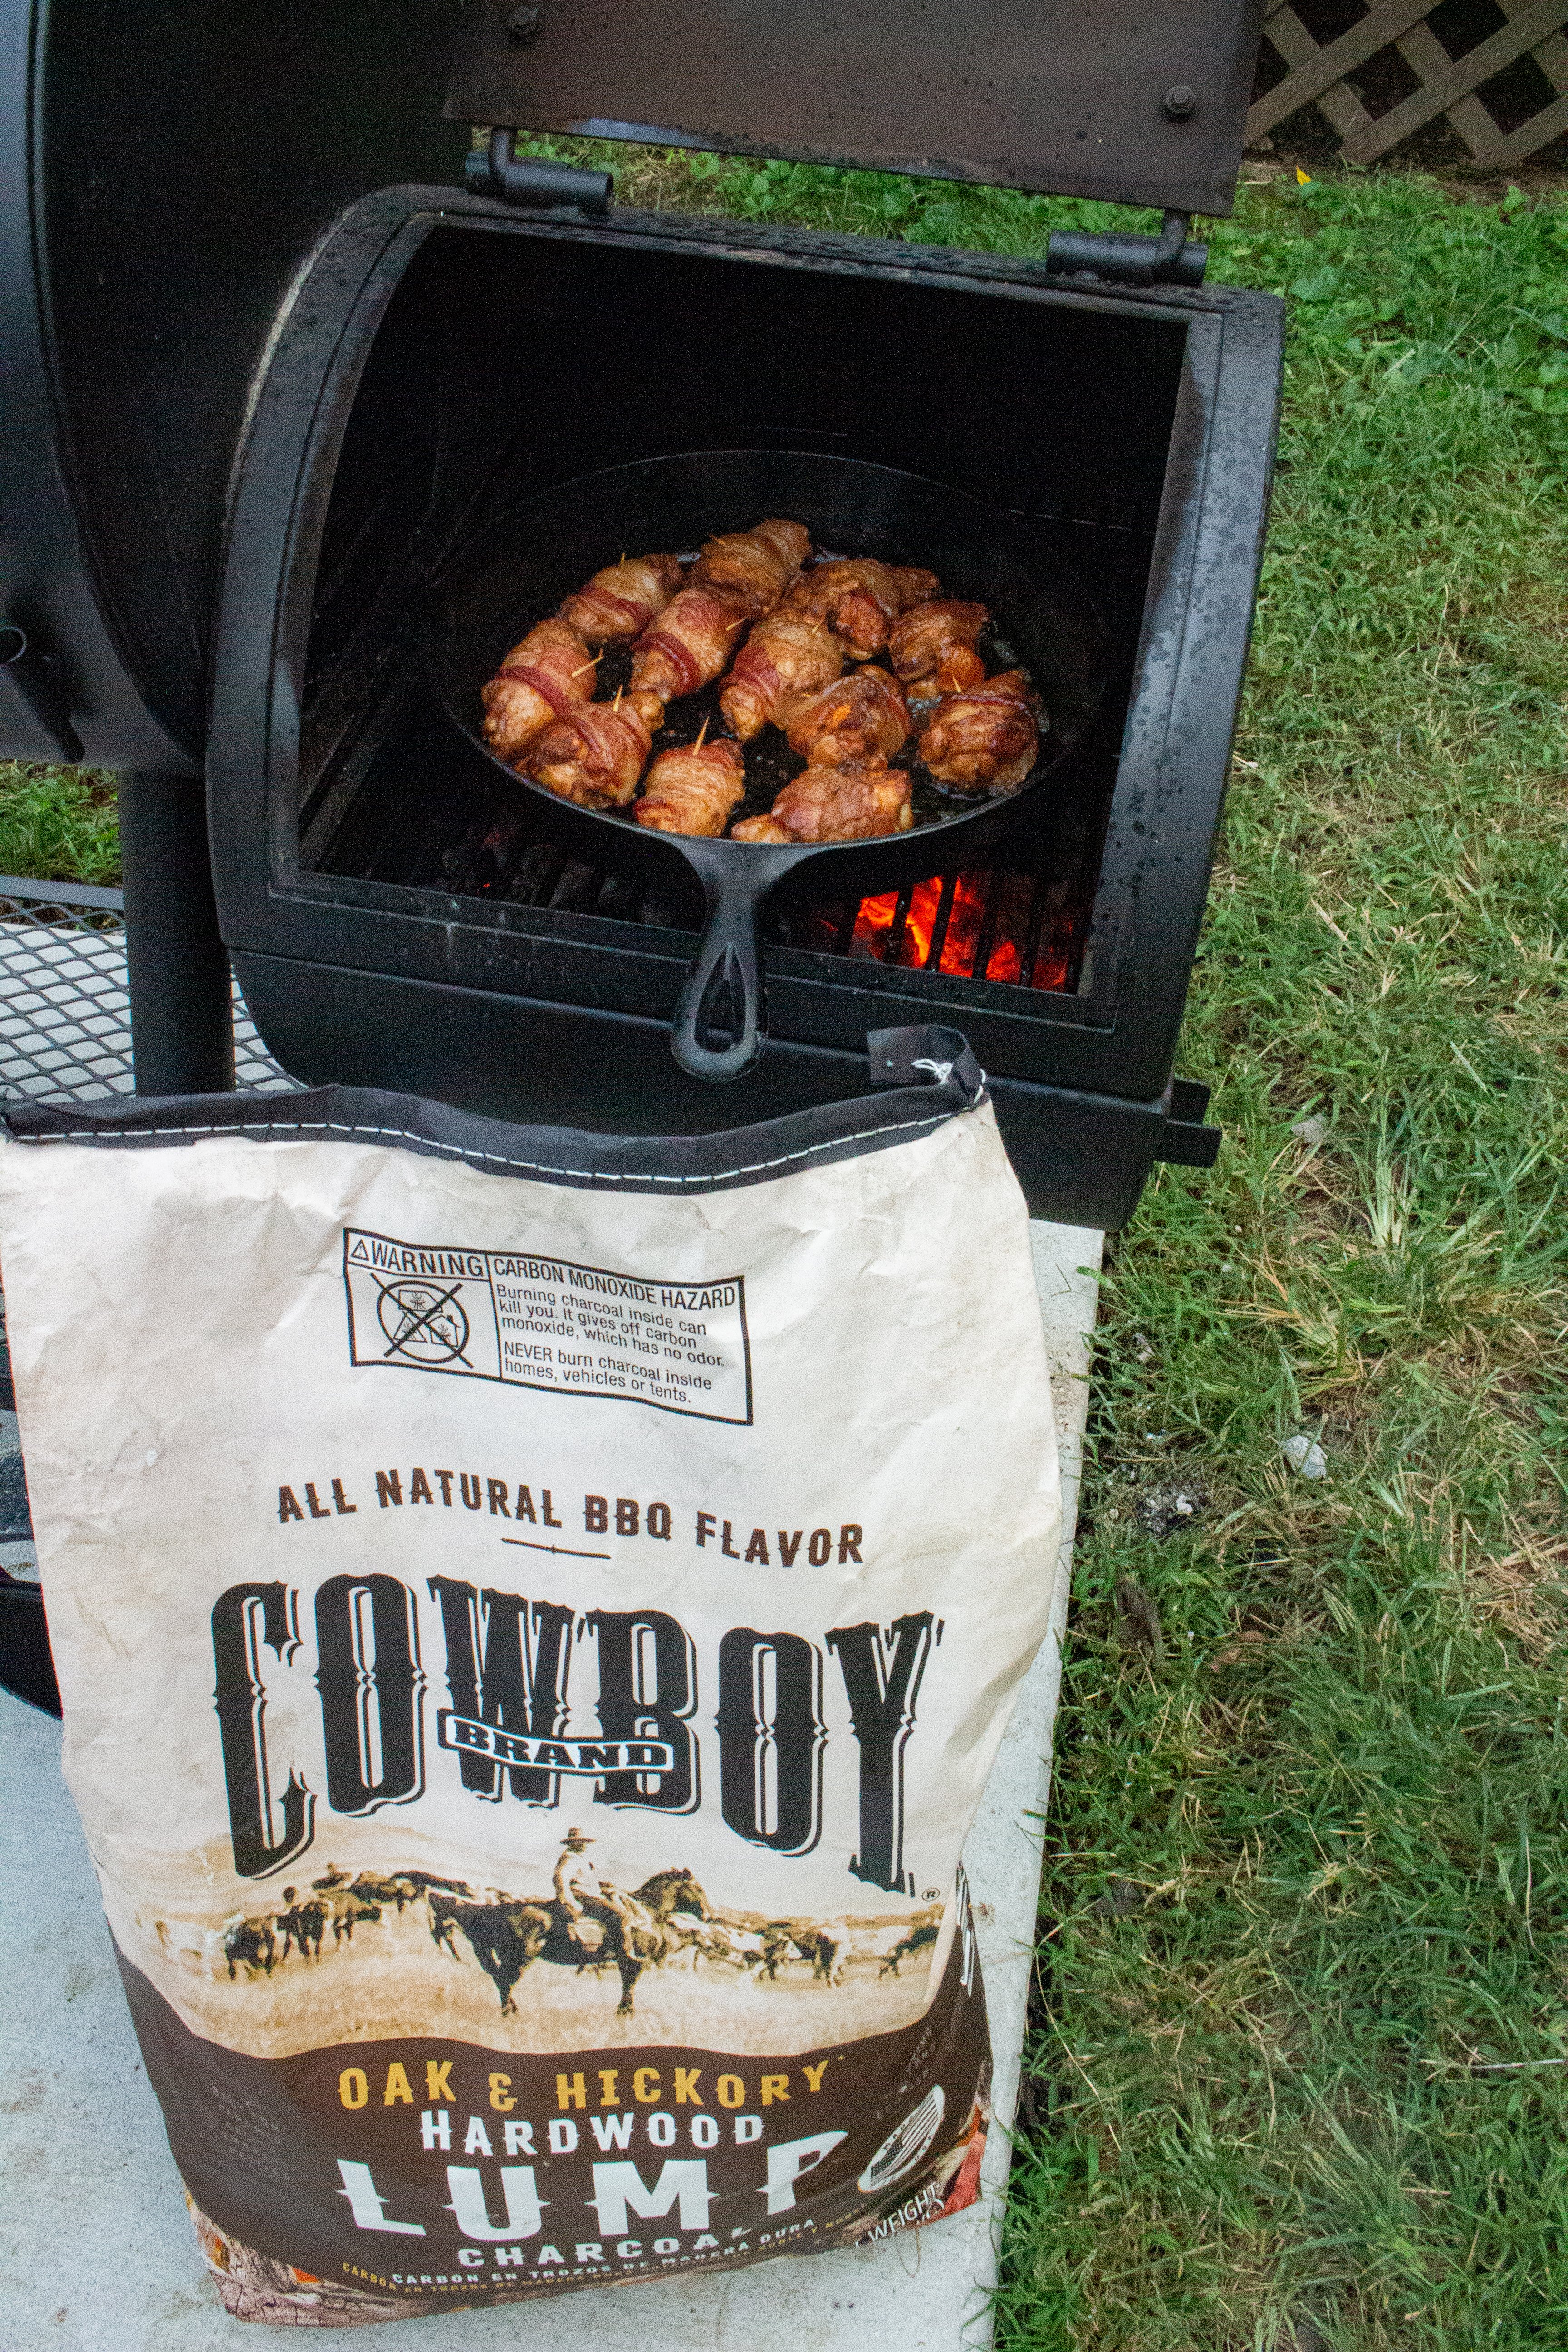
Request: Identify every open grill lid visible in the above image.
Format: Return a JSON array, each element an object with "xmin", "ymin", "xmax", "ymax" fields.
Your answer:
[{"xmin": 446, "ymin": 0, "xmax": 1267, "ymax": 218}]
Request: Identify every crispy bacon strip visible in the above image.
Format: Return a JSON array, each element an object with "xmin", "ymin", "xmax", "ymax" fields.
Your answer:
[
  {"xmin": 918, "ymin": 670, "xmax": 1039, "ymax": 792},
  {"xmin": 480, "ymin": 618, "xmax": 596, "ymax": 762},
  {"xmin": 784, "ymin": 560, "xmax": 941, "ymax": 661},
  {"xmin": 624, "ymin": 689, "xmax": 668, "ymax": 735},
  {"xmin": 525, "ymin": 697, "xmax": 652, "ymax": 810},
  {"xmin": 719, "ymin": 613, "xmax": 843, "ymax": 742},
  {"xmin": 889, "ymin": 599, "xmax": 990, "ymax": 695},
  {"xmin": 784, "ymin": 665, "xmax": 911, "ymax": 768},
  {"xmin": 732, "ymin": 755, "xmax": 913, "ymax": 844},
  {"xmin": 890, "ymin": 565, "xmax": 943, "ymax": 607},
  {"xmin": 690, "ymin": 519, "xmax": 811, "ymax": 618},
  {"xmin": 635, "ymin": 739, "xmax": 746, "ymax": 837},
  {"xmin": 629, "ymin": 585, "xmax": 750, "ymax": 724},
  {"xmin": 559, "ymin": 552, "xmax": 684, "ymax": 646}
]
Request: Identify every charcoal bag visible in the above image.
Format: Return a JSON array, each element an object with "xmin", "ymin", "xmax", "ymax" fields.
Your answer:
[{"xmin": 0, "ymin": 1026, "xmax": 1059, "ymax": 2325}]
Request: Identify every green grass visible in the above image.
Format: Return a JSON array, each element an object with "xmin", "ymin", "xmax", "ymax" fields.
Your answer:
[
  {"xmin": 996, "ymin": 172, "xmax": 1568, "ymax": 2352},
  {"xmin": 583, "ymin": 152, "xmax": 1568, "ymax": 2346},
  {"xmin": 13, "ymin": 149, "xmax": 1568, "ymax": 2346},
  {"xmin": 0, "ymin": 760, "xmax": 119, "ymax": 887}
]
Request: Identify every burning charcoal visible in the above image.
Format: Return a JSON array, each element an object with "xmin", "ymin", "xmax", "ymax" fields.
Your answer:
[
  {"xmin": 506, "ymin": 842, "xmax": 564, "ymax": 906},
  {"xmin": 546, "ymin": 858, "xmax": 603, "ymax": 911}
]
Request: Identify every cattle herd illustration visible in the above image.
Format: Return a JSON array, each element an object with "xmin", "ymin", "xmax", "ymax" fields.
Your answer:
[{"xmin": 158, "ymin": 1857, "xmax": 942, "ymax": 2018}]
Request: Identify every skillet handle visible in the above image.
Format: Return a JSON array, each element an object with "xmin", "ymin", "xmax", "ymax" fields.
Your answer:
[{"xmin": 670, "ymin": 856, "xmax": 765, "ymax": 1083}]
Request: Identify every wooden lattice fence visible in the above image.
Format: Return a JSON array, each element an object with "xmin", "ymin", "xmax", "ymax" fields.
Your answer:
[{"xmin": 1249, "ymin": 0, "xmax": 1568, "ymax": 168}]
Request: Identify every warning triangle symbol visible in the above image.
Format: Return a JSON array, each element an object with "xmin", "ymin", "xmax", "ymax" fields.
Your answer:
[{"xmin": 347, "ymin": 1236, "xmax": 371, "ymax": 1264}]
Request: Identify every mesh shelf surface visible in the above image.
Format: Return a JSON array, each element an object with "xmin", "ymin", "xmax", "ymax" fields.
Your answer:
[{"xmin": 0, "ymin": 885, "xmax": 299, "ymax": 1102}]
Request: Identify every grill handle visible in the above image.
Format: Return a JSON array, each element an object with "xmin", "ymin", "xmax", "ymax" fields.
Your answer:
[
  {"xmin": 1046, "ymin": 208, "xmax": 1206, "ymax": 288},
  {"xmin": 466, "ymin": 127, "xmax": 612, "ymax": 214},
  {"xmin": 670, "ymin": 844, "xmax": 769, "ymax": 1083}
]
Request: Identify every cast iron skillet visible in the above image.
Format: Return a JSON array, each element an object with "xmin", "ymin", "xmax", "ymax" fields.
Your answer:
[{"xmin": 428, "ymin": 451, "xmax": 1110, "ymax": 1082}]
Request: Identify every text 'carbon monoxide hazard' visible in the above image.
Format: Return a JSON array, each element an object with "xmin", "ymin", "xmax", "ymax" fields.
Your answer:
[{"xmin": 342, "ymin": 1230, "xmax": 752, "ymax": 1423}]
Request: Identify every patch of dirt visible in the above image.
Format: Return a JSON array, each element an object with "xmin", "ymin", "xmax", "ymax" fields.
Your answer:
[
  {"xmin": 1240, "ymin": 155, "xmax": 1568, "ymax": 204},
  {"xmin": 1114, "ymin": 1574, "xmax": 1165, "ymax": 1666},
  {"xmin": 1137, "ymin": 1478, "xmax": 1211, "ymax": 1539}
]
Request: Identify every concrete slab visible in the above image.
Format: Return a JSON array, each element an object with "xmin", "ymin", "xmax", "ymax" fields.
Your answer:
[{"xmin": 0, "ymin": 1220, "xmax": 1100, "ymax": 2350}]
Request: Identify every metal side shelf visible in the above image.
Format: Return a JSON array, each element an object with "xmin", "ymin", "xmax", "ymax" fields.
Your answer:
[{"xmin": 0, "ymin": 876, "xmax": 296, "ymax": 1103}]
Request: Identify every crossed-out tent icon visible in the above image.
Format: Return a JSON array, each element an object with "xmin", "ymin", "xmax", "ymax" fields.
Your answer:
[{"xmin": 372, "ymin": 1274, "xmax": 473, "ymax": 1367}]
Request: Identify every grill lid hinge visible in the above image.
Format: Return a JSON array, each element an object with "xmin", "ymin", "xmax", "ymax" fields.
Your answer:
[
  {"xmin": 465, "ymin": 127, "xmax": 613, "ymax": 216},
  {"xmin": 1046, "ymin": 208, "xmax": 1206, "ymax": 288}
]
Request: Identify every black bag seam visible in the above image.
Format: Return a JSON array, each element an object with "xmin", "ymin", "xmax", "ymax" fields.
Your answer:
[{"xmin": 3, "ymin": 1107, "xmax": 958, "ymax": 1186}]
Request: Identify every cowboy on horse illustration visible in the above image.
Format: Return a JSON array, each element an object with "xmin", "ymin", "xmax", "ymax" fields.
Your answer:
[{"xmin": 552, "ymin": 1827, "xmax": 638, "ymax": 1949}]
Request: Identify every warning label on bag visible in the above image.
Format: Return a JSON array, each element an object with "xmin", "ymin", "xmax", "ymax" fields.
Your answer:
[{"xmin": 342, "ymin": 1230, "xmax": 752, "ymax": 1423}]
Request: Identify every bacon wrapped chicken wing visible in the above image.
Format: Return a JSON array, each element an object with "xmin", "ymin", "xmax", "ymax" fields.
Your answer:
[
  {"xmin": 634, "ymin": 738, "xmax": 746, "ymax": 837},
  {"xmin": 784, "ymin": 559, "xmax": 941, "ymax": 661},
  {"xmin": 690, "ymin": 518, "xmax": 811, "ymax": 618},
  {"xmin": 559, "ymin": 552, "xmax": 684, "ymax": 646},
  {"xmin": 917, "ymin": 670, "xmax": 1039, "ymax": 792},
  {"xmin": 718, "ymin": 613, "xmax": 843, "ymax": 742},
  {"xmin": 783, "ymin": 665, "xmax": 911, "ymax": 768},
  {"xmin": 629, "ymin": 585, "xmax": 751, "ymax": 725},
  {"xmin": 480, "ymin": 618, "xmax": 596, "ymax": 762},
  {"xmin": 732, "ymin": 754, "xmax": 913, "ymax": 844},
  {"xmin": 525, "ymin": 696, "xmax": 652, "ymax": 811},
  {"xmin": 889, "ymin": 598, "xmax": 990, "ymax": 696}
]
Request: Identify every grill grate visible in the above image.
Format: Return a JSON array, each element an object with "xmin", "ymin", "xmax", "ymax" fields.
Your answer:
[
  {"xmin": 343, "ymin": 775, "xmax": 1098, "ymax": 992},
  {"xmin": 0, "ymin": 880, "xmax": 298, "ymax": 1102},
  {"xmin": 307, "ymin": 646, "xmax": 1119, "ymax": 1011}
]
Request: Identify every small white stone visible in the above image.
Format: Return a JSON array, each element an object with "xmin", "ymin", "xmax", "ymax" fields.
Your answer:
[
  {"xmin": 1282, "ymin": 1432, "xmax": 1327, "ymax": 1479},
  {"xmin": 1291, "ymin": 1113, "xmax": 1329, "ymax": 1148},
  {"xmin": 144, "ymin": 1449, "xmax": 158, "ymax": 1467}
]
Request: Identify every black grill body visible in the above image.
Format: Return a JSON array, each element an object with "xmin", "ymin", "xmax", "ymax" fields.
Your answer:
[
  {"xmin": 1, "ymin": 2, "xmax": 1281, "ymax": 1229},
  {"xmin": 0, "ymin": 0, "xmax": 466, "ymax": 769},
  {"xmin": 209, "ymin": 193, "xmax": 1281, "ymax": 1223}
]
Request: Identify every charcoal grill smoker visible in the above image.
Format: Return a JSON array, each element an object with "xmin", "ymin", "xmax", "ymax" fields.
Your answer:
[{"xmin": 0, "ymin": 0, "xmax": 1283, "ymax": 1230}]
